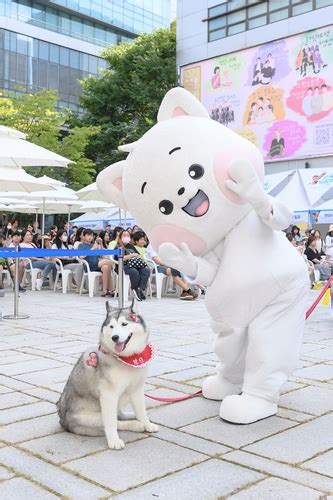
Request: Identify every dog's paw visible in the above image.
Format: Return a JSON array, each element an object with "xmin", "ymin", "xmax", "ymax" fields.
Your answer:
[
  {"xmin": 86, "ymin": 352, "xmax": 98, "ymax": 368},
  {"xmin": 130, "ymin": 421, "xmax": 145, "ymax": 432},
  {"xmin": 108, "ymin": 437, "xmax": 125, "ymax": 450},
  {"xmin": 144, "ymin": 422, "xmax": 159, "ymax": 433}
]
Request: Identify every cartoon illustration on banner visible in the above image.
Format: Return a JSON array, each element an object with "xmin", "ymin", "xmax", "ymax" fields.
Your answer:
[{"xmin": 181, "ymin": 26, "xmax": 333, "ymax": 162}]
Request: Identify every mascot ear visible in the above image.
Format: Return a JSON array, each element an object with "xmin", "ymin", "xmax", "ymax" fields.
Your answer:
[
  {"xmin": 96, "ymin": 160, "xmax": 128, "ymax": 209},
  {"xmin": 118, "ymin": 141, "xmax": 138, "ymax": 153},
  {"xmin": 157, "ymin": 87, "xmax": 210, "ymax": 122}
]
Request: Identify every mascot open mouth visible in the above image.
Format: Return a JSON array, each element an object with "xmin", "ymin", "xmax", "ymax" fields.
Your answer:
[{"xmin": 182, "ymin": 190, "xmax": 209, "ymax": 217}]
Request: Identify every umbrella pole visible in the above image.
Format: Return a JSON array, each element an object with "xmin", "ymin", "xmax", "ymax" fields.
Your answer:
[
  {"xmin": 119, "ymin": 208, "xmax": 122, "ymax": 225},
  {"xmin": 67, "ymin": 205, "xmax": 71, "ymax": 235},
  {"xmin": 42, "ymin": 198, "xmax": 45, "ymax": 248},
  {"xmin": 3, "ymin": 245, "xmax": 29, "ymax": 320},
  {"xmin": 35, "ymin": 209, "xmax": 38, "ymax": 225}
]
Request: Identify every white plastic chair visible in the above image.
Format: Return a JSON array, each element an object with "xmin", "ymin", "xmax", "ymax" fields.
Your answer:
[
  {"xmin": 79, "ymin": 259, "xmax": 102, "ymax": 298},
  {"xmin": 23, "ymin": 258, "xmax": 42, "ymax": 291},
  {"xmin": 53, "ymin": 258, "xmax": 75, "ymax": 294},
  {"xmin": 146, "ymin": 258, "xmax": 169, "ymax": 299},
  {"xmin": 303, "ymin": 255, "xmax": 320, "ymax": 282},
  {"xmin": 1, "ymin": 269, "xmax": 13, "ymax": 289}
]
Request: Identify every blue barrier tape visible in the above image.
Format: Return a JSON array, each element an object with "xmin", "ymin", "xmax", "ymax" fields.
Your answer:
[{"xmin": 0, "ymin": 247, "xmax": 122, "ymax": 259}]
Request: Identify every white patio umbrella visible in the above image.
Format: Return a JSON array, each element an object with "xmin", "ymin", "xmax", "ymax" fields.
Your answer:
[
  {"xmin": 0, "ymin": 166, "xmax": 58, "ymax": 192},
  {"xmin": 0, "ymin": 203, "xmax": 38, "ymax": 213},
  {"xmin": 0, "ymin": 126, "xmax": 72, "ymax": 168},
  {"xmin": 78, "ymin": 200, "xmax": 112, "ymax": 213},
  {"xmin": 76, "ymin": 182, "xmax": 108, "ymax": 202}
]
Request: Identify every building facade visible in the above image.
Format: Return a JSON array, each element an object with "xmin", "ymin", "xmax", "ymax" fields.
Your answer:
[
  {"xmin": 177, "ymin": 0, "xmax": 333, "ymax": 173},
  {"xmin": 0, "ymin": 0, "xmax": 171, "ymax": 112}
]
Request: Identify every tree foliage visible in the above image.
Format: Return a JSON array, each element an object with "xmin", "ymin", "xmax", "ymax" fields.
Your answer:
[
  {"xmin": 77, "ymin": 24, "xmax": 177, "ymax": 171},
  {"xmin": 0, "ymin": 90, "xmax": 99, "ymax": 189}
]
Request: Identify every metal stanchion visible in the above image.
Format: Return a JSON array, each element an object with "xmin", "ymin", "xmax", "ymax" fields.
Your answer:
[
  {"xmin": 3, "ymin": 246, "xmax": 29, "ymax": 320},
  {"xmin": 118, "ymin": 247, "xmax": 124, "ymax": 309}
]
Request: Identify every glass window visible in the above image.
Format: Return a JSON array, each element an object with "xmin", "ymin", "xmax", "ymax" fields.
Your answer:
[
  {"xmin": 209, "ymin": 3, "xmax": 227, "ymax": 17},
  {"xmin": 227, "ymin": 22, "xmax": 246, "ymax": 35},
  {"xmin": 10, "ymin": 32, "xmax": 17, "ymax": 52},
  {"xmin": 17, "ymin": 0, "xmax": 32, "ymax": 21},
  {"xmin": 60, "ymin": 12, "xmax": 71, "ymax": 35},
  {"xmin": 49, "ymin": 63, "xmax": 59, "ymax": 89},
  {"xmin": 45, "ymin": 7, "xmax": 58, "ymax": 28},
  {"xmin": 89, "ymin": 55, "xmax": 98, "ymax": 74},
  {"xmin": 79, "ymin": 52, "xmax": 89, "ymax": 71},
  {"xmin": 269, "ymin": 0, "xmax": 289, "ymax": 10},
  {"xmin": 228, "ymin": 9, "xmax": 246, "ymax": 23},
  {"xmin": 209, "ymin": 17, "xmax": 226, "ymax": 30},
  {"xmin": 94, "ymin": 25, "xmax": 107, "ymax": 42},
  {"xmin": 32, "ymin": 3, "xmax": 45, "ymax": 24},
  {"xmin": 71, "ymin": 16, "xmax": 83, "ymax": 35},
  {"xmin": 292, "ymin": 1, "xmax": 313, "ymax": 15},
  {"xmin": 16, "ymin": 53, "xmax": 27, "ymax": 83},
  {"xmin": 228, "ymin": 0, "xmax": 246, "ymax": 9},
  {"xmin": 16, "ymin": 34, "xmax": 29, "ymax": 55},
  {"xmin": 49, "ymin": 44, "xmax": 59, "ymax": 63},
  {"xmin": 316, "ymin": 0, "xmax": 332, "ymax": 6},
  {"xmin": 248, "ymin": 2, "xmax": 267, "ymax": 17},
  {"xmin": 209, "ymin": 28, "xmax": 226, "ymax": 41},
  {"xmin": 60, "ymin": 47, "xmax": 69, "ymax": 66},
  {"xmin": 39, "ymin": 41, "xmax": 49, "ymax": 61},
  {"xmin": 248, "ymin": 15, "xmax": 267, "ymax": 28},
  {"xmin": 269, "ymin": 8, "xmax": 289, "ymax": 22},
  {"xmin": 38, "ymin": 60, "xmax": 48, "ymax": 87},
  {"xmin": 83, "ymin": 20, "xmax": 94, "ymax": 40},
  {"xmin": 70, "ymin": 50, "xmax": 79, "ymax": 69}
]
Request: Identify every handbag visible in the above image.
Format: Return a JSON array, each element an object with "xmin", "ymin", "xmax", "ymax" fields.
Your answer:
[{"xmin": 126, "ymin": 257, "xmax": 147, "ymax": 269}]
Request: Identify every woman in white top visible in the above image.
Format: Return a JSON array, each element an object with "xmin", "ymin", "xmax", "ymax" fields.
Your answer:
[
  {"xmin": 72, "ymin": 227, "xmax": 85, "ymax": 250},
  {"xmin": 51, "ymin": 230, "xmax": 83, "ymax": 287}
]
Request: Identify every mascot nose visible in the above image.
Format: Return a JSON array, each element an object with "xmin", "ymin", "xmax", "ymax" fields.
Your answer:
[
  {"xmin": 178, "ymin": 187, "xmax": 185, "ymax": 195},
  {"xmin": 112, "ymin": 335, "xmax": 119, "ymax": 342}
]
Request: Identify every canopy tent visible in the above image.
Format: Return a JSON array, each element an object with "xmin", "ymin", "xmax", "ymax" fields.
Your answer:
[
  {"xmin": 71, "ymin": 208, "xmax": 134, "ymax": 230},
  {"xmin": 264, "ymin": 170, "xmax": 293, "ymax": 196},
  {"xmin": 0, "ymin": 126, "xmax": 72, "ymax": 168}
]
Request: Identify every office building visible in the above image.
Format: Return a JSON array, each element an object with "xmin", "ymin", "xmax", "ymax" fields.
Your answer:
[
  {"xmin": 177, "ymin": 1, "xmax": 333, "ymax": 173},
  {"xmin": 0, "ymin": 0, "xmax": 171, "ymax": 112}
]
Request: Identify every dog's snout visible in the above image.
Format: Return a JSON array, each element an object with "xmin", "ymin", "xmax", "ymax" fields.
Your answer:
[{"xmin": 112, "ymin": 335, "xmax": 119, "ymax": 342}]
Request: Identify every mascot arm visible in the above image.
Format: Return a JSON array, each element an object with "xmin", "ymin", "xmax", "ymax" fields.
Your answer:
[
  {"xmin": 260, "ymin": 196, "xmax": 293, "ymax": 231},
  {"xmin": 158, "ymin": 243, "xmax": 218, "ymax": 286}
]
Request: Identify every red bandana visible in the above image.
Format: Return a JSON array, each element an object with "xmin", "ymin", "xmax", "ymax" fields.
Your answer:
[{"xmin": 99, "ymin": 343, "xmax": 154, "ymax": 368}]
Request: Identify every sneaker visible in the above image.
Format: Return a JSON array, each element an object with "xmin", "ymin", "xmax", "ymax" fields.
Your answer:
[
  {"xmin": 36, "ymin": 278, "xmax": 43, "ymax": 291},
  {"xmin": 179, "ymin": 290, "xmax": 193, "ymax": 300},
  {"xmin": 132, "ymin": 288, "xmax": 142, "ymax": 302},
  {"xmin": 19, "ymin": 285, "xmax": 26, "ymax": 293},
  {"xmin": 188, "ymin": 289, "xmax": 199, "ymax": 300},
  {"xmin": 139, "ymin": 289, "xmax": 146, "ymax": 300}
]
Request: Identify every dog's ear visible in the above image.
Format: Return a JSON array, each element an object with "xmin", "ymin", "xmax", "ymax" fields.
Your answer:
[
  {"xmin": 105, "ymin": 301, "xmax": 112, "ymax": 314},
  {"xmin": 130, "ymin": 298, "xmax": 139, "ymax": 314}
]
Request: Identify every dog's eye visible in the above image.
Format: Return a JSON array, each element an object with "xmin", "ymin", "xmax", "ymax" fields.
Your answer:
[
  {"xmin": 109, "ymin": 324, "xmax": 114, "ymax": 329},
  {"xmin": 122, "ymin": 322, "xmax": 128, "ymax": 327}
]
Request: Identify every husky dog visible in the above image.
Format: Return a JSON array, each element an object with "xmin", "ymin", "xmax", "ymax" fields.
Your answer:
[{"xmin": 57, "ymin": 300, "xmax": 159, "ymax": 450}]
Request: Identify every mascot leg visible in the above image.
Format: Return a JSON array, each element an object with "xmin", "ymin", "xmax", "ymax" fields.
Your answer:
[
  {"xmin": 219, "ymin": 283, "xmax": 308, "ymax": 424},
  {"xmin": 202, "ymin": 323, "xmax": 247, "ymax": 400}
]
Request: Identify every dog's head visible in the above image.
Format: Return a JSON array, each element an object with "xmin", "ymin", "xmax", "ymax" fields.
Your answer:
[{"xmin": 100, "ymin": 300, "xmax": 148, "ymax": 357}]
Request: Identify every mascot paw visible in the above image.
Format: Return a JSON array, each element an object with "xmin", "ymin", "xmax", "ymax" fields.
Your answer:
[
  {"xmin": 202, "ymin": 375, "xmax": 241, "ymax": 401},
  {"xmin": 86, "ymin": 352, "xmax": 98, "ymax": 368},
  {"xmin": 219, "ymin": 394, "xmax": 277, "ymax": 424}
]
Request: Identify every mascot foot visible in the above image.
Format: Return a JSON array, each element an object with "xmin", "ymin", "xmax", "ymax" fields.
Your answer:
[
  {"xmin": 219, "ymin": 394, "xmax": 277, "ymax": 424},
  {"xmin": 202, "ymin": 375, "xmax": 241, "ymax": 401}
]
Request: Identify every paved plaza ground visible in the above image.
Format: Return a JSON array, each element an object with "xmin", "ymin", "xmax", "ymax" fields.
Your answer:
[{"xmin": 0, "ymin": 288, "xmax": 332, "ymax": 499}]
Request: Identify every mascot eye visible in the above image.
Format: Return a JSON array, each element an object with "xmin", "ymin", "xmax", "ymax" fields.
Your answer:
[
  {"xmin": 159, "ymin": 200, "xmax": 173, "ymax": 215},
  {"xmin": 189, "ymin": 164, "xmax": 204, "ymax": 180}
]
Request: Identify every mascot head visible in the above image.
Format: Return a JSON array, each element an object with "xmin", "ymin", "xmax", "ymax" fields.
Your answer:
[{"xmin": 97, "ymin": 87, "xmax": 264, "ymax": 256}]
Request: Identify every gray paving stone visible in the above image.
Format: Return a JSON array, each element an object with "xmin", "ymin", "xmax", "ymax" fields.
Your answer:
[
  {"xmin": 277, "ymin": 407, "xmax": 315, "ymax": 423},
  {"xmin": 229, "ymin": 477, "xmax": 323, "ymax": 499},
  {"xmin": 181, "ymin": 416, "xmax": 296, "ymax": 449},
  {"xmin": 0, "ymin": 446, "xmax": 109, "ymax": 497},
  {"xmin": 66, "ymin": 437, "xmax": 206, "ymax": 492},
  {"xmin": 149, "ymin": 396, "xmax": 220, "ymax": 428},
  {"xmin": 0, "ymin": 413, "xmax": 61, "ymax": 443},
  {"xmin": 293, "ymin": 364, "xmax": 333, "ymax": 381},
  {"xmin": 305, "ymin": 347, "xmax": 333, "ymax": 360},
  {"xmin": 223, "ymin": 450, "xmax": 333, "ymax": 493},
  {"xmin": 15, "ymin": 365, "xmax": 72, "ymax": 385},
  {"xmin": 280, "ymin": 381, "xmax": 306, "ymax": 394},
  {"xmin": 302, "ymin": 450, "xmax": 333, "ymax": 477},
  {"xmin": 0, "ymin": 401, "xmax": 55, "ymax": 425},
  {"xmin": 0, "ymin": 384, "xmax": 14, "ymax": 394},
  {"xmin": 147, "ymin": 357, "xmax": 197, "ymax": 377},
  {"xmin": 116, "ymin": 459, "xmax": 264, "ymax": 499},
  {"xmin": 159, "ymin": 365, "xmax": 215, "ymax": 382},
  {"xmin": 22, "ymin": 387, "xmax": 62, "ymax": 404},
  {"xmin": 162, "ymin": 343, "xmax": 214, "ymax": 357},
  {"xmin": 0, "ymin": 465, "xmax": 15, "ymax": 480},
  {"xmin": 0, "ymin": 477, "xmax": 58, "ymax": 499},
  {"xmin": 245, "ymin": 414, "xmax": 333, "ymax": 464},
  {"xmin": 279, "ymin": 385, "xmax": 333, "ymax": 415},
  {"xmin": 0, "ymin": 374, "xmax": 34, "ymax": 390},
  {"xmin": 0, "ymin": 391, "xmax": 38, "ymax": 410},
  {"xmin": 21, "ymin": 429, "xmax": 147, "ymax": 463},
  {"xmin": 155, "ymin": 425, "xmax": 231, "ymax": 456}
]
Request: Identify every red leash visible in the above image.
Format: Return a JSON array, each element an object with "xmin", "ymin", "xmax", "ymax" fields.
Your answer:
[{"xmin": 145, "ymin": 280, "xmax": 332, "ymax": 404}]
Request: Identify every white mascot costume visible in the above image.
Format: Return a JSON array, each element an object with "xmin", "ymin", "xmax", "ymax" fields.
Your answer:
[{"xmin": 97, "ymin": 87, "xmax": 309, "ymax": 424}]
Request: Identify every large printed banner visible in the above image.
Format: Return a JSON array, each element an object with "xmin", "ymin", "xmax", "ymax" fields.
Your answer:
[{"xmin": 180, "ymin": 26, "xmax": 333, "ymax": 162}]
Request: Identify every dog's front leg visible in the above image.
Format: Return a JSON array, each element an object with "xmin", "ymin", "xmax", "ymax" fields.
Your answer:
[
  {"xmin": 130, "ymin": 385, "xmax": 159, "ymax": 433},
  {"xmin": 100, "ymin": 389, "xmax": 124, "ymax": 450}
]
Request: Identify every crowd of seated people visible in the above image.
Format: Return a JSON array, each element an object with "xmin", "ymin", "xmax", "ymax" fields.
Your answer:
[
  {"xmin": 0, "ymin": 218, "xmax": 202, "ymax": 301},
  {"xmin": 286, "ymin": 224, "xmax": 333, "ymax": 284}
]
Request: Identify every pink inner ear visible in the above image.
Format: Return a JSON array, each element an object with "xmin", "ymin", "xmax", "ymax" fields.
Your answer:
[
  {"xmin": 172, "ymin": 106, "xmax": 188, "ymax": 117},
  {"xmin": 112, "ymin": 177, "xmax": 122, "ymax": 191}
]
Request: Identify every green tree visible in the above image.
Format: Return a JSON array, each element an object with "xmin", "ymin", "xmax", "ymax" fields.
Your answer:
[
  {"xmin": 0, "ymin": 90, "xmax": 99, "ymax": 189},
  {"xmin": 77, "ymin": 24, "xmax": 177, "ymax": 171}
]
